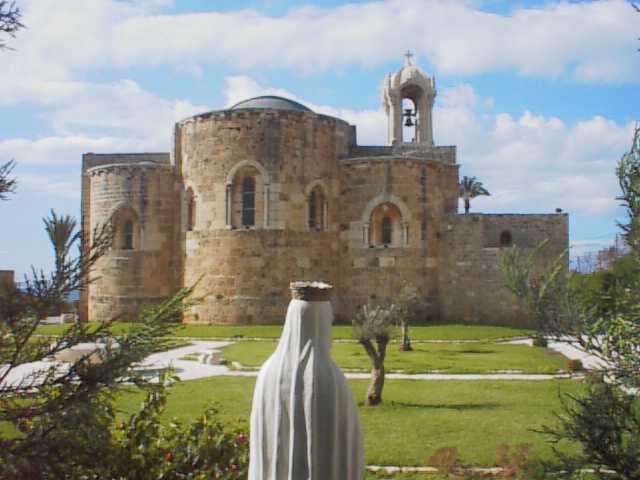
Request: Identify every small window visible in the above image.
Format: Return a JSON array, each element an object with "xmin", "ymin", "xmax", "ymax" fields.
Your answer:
[
  {"xmin": 242, "ymin": 177, "xmax": 256, "ymax": 227},
  {"xmin": 123, "ymin": 220, "xmax": 134, "ymax": 250},
  {"xmin": 309, "ymin": 191, "xmax": 317, "ymax": 229},
  {"xmin": 308, "ymin": 185, "xmax": 326, "ymax": 231},
  {"xmin": 500, "ymin": 230, "xmax": 513, "ymax": 247},
  {"xmin": 381, "ymin": 216, "xmax": 392, "ymax": 245},
  {"xmin": 186, "ymin": 188, "xmax": 196, "ymax": 231},
  {"xmin": 368, "ymin": 202, "xmax": 403, "ymax": 247},
  {"xmin": 113, "ymin": 207, "xmax": 138, "ymax": 250}
]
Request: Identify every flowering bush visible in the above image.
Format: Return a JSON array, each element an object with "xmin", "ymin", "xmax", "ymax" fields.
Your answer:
[{"xmin": 111, "ymin": 379, "xmax": 249, "ymax": 480}]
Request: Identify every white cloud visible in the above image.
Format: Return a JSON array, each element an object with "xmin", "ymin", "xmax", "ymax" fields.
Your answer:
[
  {"xmin": 436, "ymin": 99, "xmax": 634, "ymax": 219},
  {"xmin": 49, "ymin": 79, "xmax": 208, "ymax": 141},
  {"xmin": 2, "ymin": 0, "xmax": 636, "ymax": 109},
  {"xmin": 222, "ymin": 75, "xmax": 387, "ymax": 145},
  {"xmin": 18, "ymin": 173, "xmax": 80, "ymax": 200},
  {"xmin": 2, "ymin": 134, "xmax": 159, "ymax": 167}
]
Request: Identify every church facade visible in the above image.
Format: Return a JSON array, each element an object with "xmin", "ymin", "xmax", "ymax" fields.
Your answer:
[{"xmin": 80, "ymin": 56, "xmax": 568, "ymax": 325}]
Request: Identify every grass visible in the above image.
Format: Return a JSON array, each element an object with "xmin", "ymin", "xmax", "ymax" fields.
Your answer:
[
  {"xmin": 115, "ymin": 376, "xmax": 582, "ymax": 468},
  {"xmin": 32, "ymin": 321, "xmax": 577, "ymax": 475},
  {"xmin": 219, "ymin": 341, "xmax": 568, "ymax": 374},
  {"xmin": 37, "ymin": 323, "xmax": 533, "ymax": 341}
]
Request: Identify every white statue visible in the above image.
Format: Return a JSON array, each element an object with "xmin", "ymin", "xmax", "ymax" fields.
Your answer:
[{"xmin": 248, "ymin": 282, "xmax": 365, "ymax": 480}]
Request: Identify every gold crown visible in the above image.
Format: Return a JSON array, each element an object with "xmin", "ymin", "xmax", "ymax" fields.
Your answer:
[{"xmin": 289, "ymin": 281, "xmax": 333, "ymax": 301}]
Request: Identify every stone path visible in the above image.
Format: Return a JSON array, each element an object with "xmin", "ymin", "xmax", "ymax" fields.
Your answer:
[
  {"xmin": 2, "ymin": 336, "xmax": 602, "ymax": 387},
  {"xmin": 139, "ymin": 337, "xmax": 601, "ymax": 381},
  {"xmin": 141, "ymin": 341, "xmax": 231, "ymax": 381}
]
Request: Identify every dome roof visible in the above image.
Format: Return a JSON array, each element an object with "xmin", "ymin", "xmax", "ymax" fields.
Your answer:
[
  {"xmin": 229, "ymin": 96, "xmax": 312, "ymax": 112},
  {"xmin": 393, "ymin": 64, "xmax": 428, "ymax": 86}
]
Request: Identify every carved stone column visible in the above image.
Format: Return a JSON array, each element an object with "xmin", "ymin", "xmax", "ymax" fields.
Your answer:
[
  {"xmin": 263, "ymin": 184, "xmax": 270, "ymax": 228},
  {"xmin": 226, "ymin": 183, "xmax": 233, "ymax": 229},
  {"xmin": 363, "ymin": 222, "xmax": 370, "ymax": 246}
]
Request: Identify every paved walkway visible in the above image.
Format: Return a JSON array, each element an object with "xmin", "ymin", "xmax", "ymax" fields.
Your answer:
[
  {"xmin": 2, "ymin": 337, "xmax": 603, "ymax": 386},
  {"xmin": 141, "ymin": 341, "xmax": 232, "ymax": 381},
  {"xmin": 140, "ymin": 337, "xmax": 601, "ymax": 382}
]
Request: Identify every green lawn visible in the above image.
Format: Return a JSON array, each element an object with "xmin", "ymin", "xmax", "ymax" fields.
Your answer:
[
  {"xmin": 32, "ymin": 321, "xmax": 580, "ymax": 474},
  {"xmin": 37, "ymin": 323, "xmax": 533, "ymax": 341},
  {"xmin": 218, "ymin": 341, "xmax": 568, "ymax": 374},
  {"xmin": 116, "ymin": 376, "xmax": 582, "ymax": 468}
]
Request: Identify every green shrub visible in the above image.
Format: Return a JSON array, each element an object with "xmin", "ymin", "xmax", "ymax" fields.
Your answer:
[
  {"xmin": 565, "ymin": 359, "xmax": 584, "ymax": 373},
  {"xmin": 532, "ymin": 336, "xmax": 548, "ymax": 348},
  {"xmin": 111, "ymin": 379, "xmax": 248, "ymax": 479}
]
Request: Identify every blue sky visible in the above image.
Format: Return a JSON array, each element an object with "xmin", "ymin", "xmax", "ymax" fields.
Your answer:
[{"xmin": 0, "ymin": 0, "xmax": 638, "ymax": 278}]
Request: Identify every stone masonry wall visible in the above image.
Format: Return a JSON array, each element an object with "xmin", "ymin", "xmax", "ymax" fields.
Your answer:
[
  {"xmin": 85, "ymin": 160, "xmax": 180, "ymax": 322},
  {"xmin": 177, "ymin": 109, "xmax": 352, "ymax": 323},
  {"xmin": 183, "ymin": 229, "xmax": 341, "ymax": 324},
  {"xmin": 335, "ymin": 151, "xmax": 459, "ymax": 322},
  {"xmin": 0, "ymin": 270, "xmax": 14, "ymax": 285},
  {"xmin": 81, "ymin": 111, "xmax": 569, "ymax": 327},
  {"xmin": 438, "ymin": 213, "xmax": 569, "ymax": 326}
]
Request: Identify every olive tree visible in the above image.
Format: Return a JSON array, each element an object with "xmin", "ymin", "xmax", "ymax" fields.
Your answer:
[
  {"xmin": 502, "ymin": 126, "xmax": 640, "ymax": 478},
  {"xmin": 390, "ymin": 284, "xmax": 424, "ymax": 352},
  {"xmin": 352, "ymin": 303, "xmax": 394, "ymax": 406}
]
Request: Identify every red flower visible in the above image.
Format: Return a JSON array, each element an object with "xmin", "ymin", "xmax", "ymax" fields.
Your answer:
[
  {"xmin": 231, "ymin": 464, "xmax": 238, "ymax": 471},
  {"xmin": 165, "ymin": 452, "xmax": 173, "ymax": 461},
  {"xmin": 236, "ymin": 433, "xmax": 247, "ymax": 443}
]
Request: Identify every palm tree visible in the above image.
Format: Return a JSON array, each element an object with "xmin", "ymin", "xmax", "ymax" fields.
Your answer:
[
  {"xmin": 43, "ymin": 210, "xmax": 80, "ymax": 302},
  {"xmin": 459, "ymin": 176, "xmax": 490, "ymax": 214},
  {"xmin": 44, "ymin": 210, "xmax": 78, "ymax": 273}
]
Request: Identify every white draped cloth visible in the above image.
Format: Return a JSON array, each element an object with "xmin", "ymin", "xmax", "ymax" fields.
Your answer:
[{"xmin": 248, "ymin": 298, "xmax": 365, "ymax": 480}]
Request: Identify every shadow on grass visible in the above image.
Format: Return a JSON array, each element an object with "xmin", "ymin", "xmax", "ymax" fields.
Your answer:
[
  {"xmin": 361, "ymin": 401, "xmax": 501, "ymax": 411},
  {"xmin": 453, "ymin": 349, "xmax": 497, "ymax": 355}
]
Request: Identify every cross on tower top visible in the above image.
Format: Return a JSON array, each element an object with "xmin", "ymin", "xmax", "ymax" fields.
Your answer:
[{"xmin": 404, "ymin": 50, "xmax": 413, "ymax": 66}]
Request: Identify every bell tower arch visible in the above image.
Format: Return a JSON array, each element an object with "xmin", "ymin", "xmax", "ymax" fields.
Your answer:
[{"xmin": 382, "ymin": 51, "xmax": 437, "ymax": 146}]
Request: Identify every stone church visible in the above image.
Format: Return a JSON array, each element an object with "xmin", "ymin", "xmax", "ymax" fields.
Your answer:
[{"xmin": 80, "ymin": 55, "xmax": 568, "ymax": 325}]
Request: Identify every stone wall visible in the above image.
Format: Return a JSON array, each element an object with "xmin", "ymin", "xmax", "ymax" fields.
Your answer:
[
  {"xmin": 438, "ymin": 213, "xmax": 569, "ymax": 326},
  {"xmin": 82, "ymin": 155, "xmax": 180, "ymax": 322},
  {"xmin": 0, "ymin": 270, "xmax": 14, "ymax": 285},
  {"xmin": 80, "ymin": 110, "xmax": 569, "ymax": 327},
  {"xmin": 336, "ymin": 150, "xmax": 458, "ymax": 322},
  {"xmin": 183, "ymin": 229, "xmax": 341, "ymax": 324},
  {"xmin": 177, "ymin": 108, "xmax": 353, "ymax": 323}
]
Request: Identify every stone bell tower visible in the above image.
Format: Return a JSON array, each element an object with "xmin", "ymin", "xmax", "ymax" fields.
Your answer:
[{"xmin": 382, "ymin": 52, "xmax": 437, "ymax": 146}]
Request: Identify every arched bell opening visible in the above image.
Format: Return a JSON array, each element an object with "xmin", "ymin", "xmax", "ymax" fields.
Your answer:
[{"xmin": 402, "ymin": 97, "xmax": 417, "ymax": 143}]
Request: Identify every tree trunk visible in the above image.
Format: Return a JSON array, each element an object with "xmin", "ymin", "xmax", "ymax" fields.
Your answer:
[
  {"xmin": 366, "ymin": 360, "xmax": 385, "ymax": 406},
  {"xmin": 464, "ymin": 199, "xmax": 470, "ymax": 214},
  {"xmin": 398, "ymin": 320, "xmax": 412, "ymax": 351},
  {"xmin": 361, "ymin": 336, "xmax": 389, "ymax": 406}
]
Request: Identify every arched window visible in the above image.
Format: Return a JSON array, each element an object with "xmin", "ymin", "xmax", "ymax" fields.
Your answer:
[
  {"xmin": 227, "ymin": 163, "xmax": 268, "ymax": 229},
  {"xmin": 368, "ymin": 202, "xmax": 403, "ymax": 247},
  {"xmin": 381, "ymin": 216, "xmax": 392, "ymax": 245},
  {"xmin": 500, "ymin": 230, "xmax": 513, "ymax": 247},
  {"xmin": 309, "ymin": 191, "xmax": 317, "ymax": 229},
  {"xmin": 112, "ymin": 206, "xmax": 139, "ymax": 250},
  {"xmin": 123, "ymin": 220, "xmax": 134, "ymax": 250},
  {"xmin": 307, "ymin": 185, "xmax": 326, "ymax": 230},
  {"xmin": 186, "ymin": 187, "xmax": 196, "ymax": 231},
  {"xmin": 402, "ymin": 98, "xmax": 417, "ymax": 143},
  {"xmin": 242, "ymin": 176, "xmax": 256, "ymax": 227}
]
